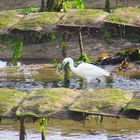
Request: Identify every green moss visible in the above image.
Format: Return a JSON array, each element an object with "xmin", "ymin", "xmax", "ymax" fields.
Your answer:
[
  {"xmin": 58, "ymin": 9, "xmax": 108, "ymax": 26},
  {"xmin": 69, "ymin": 88, "xmax": 133, "ymax": 116},
  {"xmin": 106, "ymin": 7, "xmax": 140, "ymax": 26},
  {"xmin": 16, "ymin": 88, "xmax": 81, "ymax": 117},
  {"xmin": 14, "ymin": 12, "xmax": 64, "ymax": 31},
  {"xmin": 0, "ymin": 10, "xmax": 23, "ymax": 33},
  {"xmin": 0, "ymin": 88, "xmax": 27, "ymax": 117}
]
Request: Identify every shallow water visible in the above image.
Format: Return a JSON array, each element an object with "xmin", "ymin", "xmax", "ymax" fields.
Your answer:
[
  {"xmin": 1, "ymin": 118, "xmax": 140, "ymax": 140},
  {"xmin": 0, "ymin": 60, "xmax": 140, "ymax": 92}
]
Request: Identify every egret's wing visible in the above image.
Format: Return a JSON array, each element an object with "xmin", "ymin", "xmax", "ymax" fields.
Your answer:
[{"xmin": 77, "ymin": 62, "xmax": 110, "ymax": 77}]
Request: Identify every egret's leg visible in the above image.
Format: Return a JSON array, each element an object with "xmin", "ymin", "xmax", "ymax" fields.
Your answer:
[
  {"xmin": 96, "ymin": 78, "xmax": 101, "ymax": 84},
  {"xmin": 96, "ymin": 76, "xmax": 106, "ymax": 88}
]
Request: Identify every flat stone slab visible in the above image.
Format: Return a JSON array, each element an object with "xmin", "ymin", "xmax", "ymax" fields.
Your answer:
[
  {"xmin": 58, "ymin": 9, "xmax": 108, "ymax": 27},
  {"xmin": 69, "ymin": 88, "xmax": 133, "ymax": 117},
  {"xmin": 0, "ymin": 88, "xmax": 26, "ymax": 117},
  {"xmin": 1, "ymin": 7, "xmax": 140, "ymax": 34},
  {"xmin": 0, "ymin": 10, "xmax": 23, "ymax": 33},
  {"xmin": 13, "ymin": 12, "xmax": 64, "ymax": 31},
  {"xmin": 16, "ymin": 88, "xmax": 81, "ymax": 118},
  {"xmin": 0, "ymin": 88, "xmax": 140, "ymax": 120},
  {"xmin": 105, "ymin": 7, "xmax": 140, "ymax": 27}
]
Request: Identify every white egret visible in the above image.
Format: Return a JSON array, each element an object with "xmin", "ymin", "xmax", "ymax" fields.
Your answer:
[{"xmin": 62, "ymin": 57, "xmax": 110, "ymax": 86}]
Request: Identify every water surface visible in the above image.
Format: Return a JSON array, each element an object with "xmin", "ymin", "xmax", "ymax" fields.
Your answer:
[{"xmin": 1, "ymin": 118, "xmax": 140, "ymax": 140}]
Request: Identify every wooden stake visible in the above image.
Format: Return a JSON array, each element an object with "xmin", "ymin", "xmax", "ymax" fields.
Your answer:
[
  {"xmin": 79, "ymin": 30, "xmax": 84, "ymax": 55},
  {"xmin": 41, "ymin": 131, "xmax": 46, "ymax": 140},
  {"xmin": 19, "ymin": 118, "xmax": 26, "ymax": 140}
]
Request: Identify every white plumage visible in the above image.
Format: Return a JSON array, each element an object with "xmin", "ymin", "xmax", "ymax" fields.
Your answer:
[{"xmin": 62, "ymin": 57, "xmax": 110, "ymax": 83}]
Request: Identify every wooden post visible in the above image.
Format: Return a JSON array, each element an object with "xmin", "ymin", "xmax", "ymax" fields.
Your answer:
[
  {"xmin": 41, "ymin": 131, "xmax": 46, "ymax": 140},
  {"xmin": 79, "ymin": 30, "xmax": 84, "ymax": 56},
  {"xmin": 104, "ymin": 0, "xmax": 111, "ymax": 13},
  {"xmin": 19, "ymin": 118, "xmax": 26, "ymax": 140},
  {"xmin": 40, "ymin": 0, "xmax": 45, "ymax": 12}
]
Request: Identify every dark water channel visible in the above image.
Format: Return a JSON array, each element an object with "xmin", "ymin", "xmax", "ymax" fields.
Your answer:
[{"xmin": 0, "ymin": 59, "xmax": 140, "ymax": 139}]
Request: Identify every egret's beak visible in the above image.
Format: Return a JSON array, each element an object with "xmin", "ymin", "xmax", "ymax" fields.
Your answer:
[{"xmin": 59, "ymin": 62, "xmax": 65, "ymax": 72}]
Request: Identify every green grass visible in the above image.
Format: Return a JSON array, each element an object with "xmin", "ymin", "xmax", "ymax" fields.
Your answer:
[
  {"xmin": 18, "ymin": 7, "xmax": 39, "ymax": 15},
  {"xmin": 106, "ymin": 7, "xmax": 140, "ymax": 26}
]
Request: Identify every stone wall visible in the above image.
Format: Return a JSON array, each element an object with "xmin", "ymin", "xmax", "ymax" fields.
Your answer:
[{"xmin": 0, "ymin": 31, "xmax": 139, "ymax": 60}]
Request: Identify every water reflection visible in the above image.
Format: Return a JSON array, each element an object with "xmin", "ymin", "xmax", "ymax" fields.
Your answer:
[{"xmin": 0, "ymin": 118, "xmax": 140, "ymax": 140}]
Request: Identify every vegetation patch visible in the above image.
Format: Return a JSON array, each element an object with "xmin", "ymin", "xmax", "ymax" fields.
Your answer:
[
  {"xmin": 106, "ymin": 7, "xmax": 140, "ymax": 26},
  {"xmin": 16, "ymin": 88, "xmax": 81, "ymax": 118},
  {"xmin": 0, "ymin": 88, "xmax": 26, "ymax": 117},
  {"xmin": 58, "ymin": 9, "xmax": 108, "ymax": 27},
  {"xmin": 69, "ymin": 88, "xmax": 133, "ymax": 116},
  {"xmin": 14, "ymin": 12, "xmax": 64, "ymax": 31},
  {"xmin": 0, "ymin": 10, "xmax": 23, "ymax": 33},
  {"xmin": 18, "ymin": 7, "xmax": 39, "ymax": 15}
]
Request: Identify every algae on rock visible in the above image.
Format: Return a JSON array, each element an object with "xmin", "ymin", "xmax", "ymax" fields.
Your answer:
[
  {"xmin": 14, "ymin": 12, "xmax": 64, "ymax": 31},
  {"xmin": 0, "ymin": 10, "xmax": 23, "ymax": 33},
  {"xmin": 69, "ymin": 88, "xmax": 133, "ymax": 117},
  {"xmin": 106, "ymin": 7, "xmax": 140, "ymax": 26},
  {"xmin": 58, "ymin": 9, "xmax": 108, "ymax": 27},
  {"xmin": 16, "ymin": 88, "xmax": 81, "ymax": 118},
  {"xmin": 0, "ymin": 88, "xmax": 27, "ymax": 117}
]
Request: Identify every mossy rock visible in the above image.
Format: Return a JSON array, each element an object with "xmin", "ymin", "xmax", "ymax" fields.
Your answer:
[
  {"xmin": 105, "ymin": 7, "xmax": 140, "ymax": 26},
  {"xmin": 13, "ymin": 12, "xmax": 64, "ymax": 31},
  {"xmin": 69, "ymin": 88, "xmax": 133, "ymax": 117},
  {"xmin": 0, "ymin": 10, "xmax": 23, "ymax": 33},
  {"xmin": 16, "ymin": 88, "xmax": 81, "ymax": 118},
  {"xmin": 120, "ymin": 95, "xmax": 140, "ymax": 119},
  {"xmin": 0, "ymin": 88, "xmax": 27, "ymax": 117},
  {"xmin": 58, "ymin": 9, "xmax": 108, "ymax": 27}
]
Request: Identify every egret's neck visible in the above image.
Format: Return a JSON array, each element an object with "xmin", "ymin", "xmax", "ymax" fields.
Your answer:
[{"xmin": 69, "ymin": 60, "xmax": 76, "ymax": 72}]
